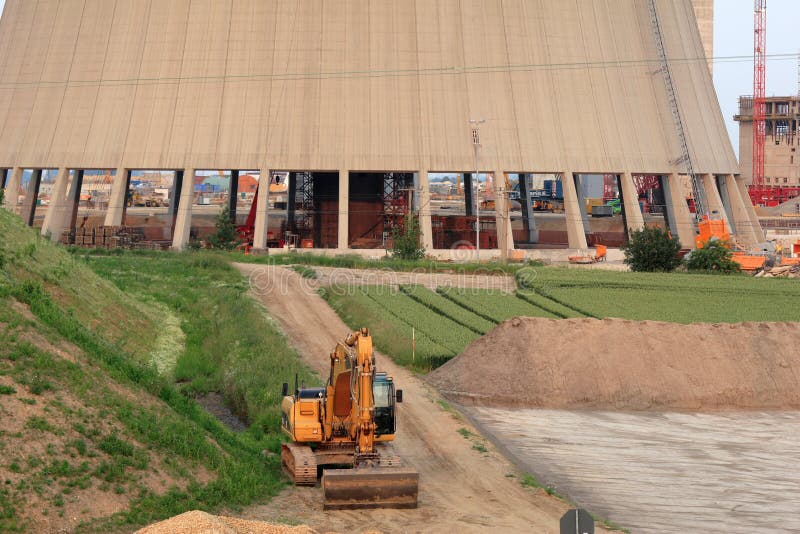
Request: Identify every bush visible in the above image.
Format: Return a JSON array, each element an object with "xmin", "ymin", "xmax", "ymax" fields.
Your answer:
[
  {"xmin": 390, "ymin": 214, "xmax": 425, "ymax": 260},
  {"xmin": 207, "ymin": 205, "xmax": 240, "ymax": 250},
  {"xmin": 622, "ymin": 227, "xmax": 682, "ymax": 272},
  {"xmin": 686, "ymin": 240, "xmax": 741, "ymax": 273}
]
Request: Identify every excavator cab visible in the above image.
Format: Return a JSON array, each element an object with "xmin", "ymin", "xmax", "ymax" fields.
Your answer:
[{"xmin": 373, "ymin": 373, "xmax": 401, "ymax": 439}]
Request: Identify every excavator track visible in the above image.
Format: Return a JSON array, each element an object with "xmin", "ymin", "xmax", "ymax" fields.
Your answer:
[{"xmin": 281, "ymin": 443, "xmax": 318, "ymax": 486}]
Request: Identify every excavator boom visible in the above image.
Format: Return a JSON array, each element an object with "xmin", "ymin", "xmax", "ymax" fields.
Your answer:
[{"xmin": 280, "ymin": 328, "xmax": 419, "ymax": 509}]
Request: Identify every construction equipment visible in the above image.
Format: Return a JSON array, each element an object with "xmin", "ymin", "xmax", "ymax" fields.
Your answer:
[
  {"xmin": 280, "ymin": 328, "xmax": 419, "ymax": 510},
  {"xmin": 568, "ymin": 244, "xmax": 607, "ymax": 265}
]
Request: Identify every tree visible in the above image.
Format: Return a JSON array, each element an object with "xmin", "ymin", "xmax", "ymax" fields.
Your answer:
[
  {"xmin": 686, "ymin": 240, "xmax": 741, "ymax": 273},
  {"xmin": 622, "ymin": 226, "xmax": 682, "ymax": 272},
  {"xmin": 390, "ymin": 214, "xmax": 425, "ymax": 260},
  {"xmin": 207, "ymin": 205, "xmax": 241, "ymax": 250}
]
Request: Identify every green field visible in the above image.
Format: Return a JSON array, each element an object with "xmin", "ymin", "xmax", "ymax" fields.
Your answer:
[
  {"xmin": 320, "ymin": 265, "xmax": 800, "ymax": 372},
  {"xmin": 519, "ymin": 268, "xmax": 800, "ymax": 324}
]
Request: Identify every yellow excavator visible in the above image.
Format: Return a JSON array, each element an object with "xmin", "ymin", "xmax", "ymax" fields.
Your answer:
[{"xmin": 280, "ymin": 328, "xmax": 419, "ymax": 509}]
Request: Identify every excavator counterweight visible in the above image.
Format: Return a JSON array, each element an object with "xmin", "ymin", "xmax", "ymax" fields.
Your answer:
[{"xmin": 280, "ymin": 328, "xmax": 419, "ymax": 509}]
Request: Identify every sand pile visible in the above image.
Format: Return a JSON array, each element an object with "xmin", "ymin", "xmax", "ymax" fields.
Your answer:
[
  {"xmin": 428, "ymin": 317, "xmax": 800, "ymax": 411},
  {"xmin": 135, "ymin": 511, "xmax": 318, "ymax": 534}
]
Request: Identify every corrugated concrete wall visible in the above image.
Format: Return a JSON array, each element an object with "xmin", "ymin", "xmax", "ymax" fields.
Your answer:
[{"xmin": 0, "ymin": 0, "xmax": 736, "ymax": 175}]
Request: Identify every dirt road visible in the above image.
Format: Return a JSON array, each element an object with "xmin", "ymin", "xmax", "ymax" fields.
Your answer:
[{"xmin": 235, "ymin": 264, "xmax": 596, "ymax": 533}]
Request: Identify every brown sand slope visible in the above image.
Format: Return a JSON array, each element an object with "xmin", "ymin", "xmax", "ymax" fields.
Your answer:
[{"xmin": 429, "ymin": 317, "xmax": 800, "ymax": 411}]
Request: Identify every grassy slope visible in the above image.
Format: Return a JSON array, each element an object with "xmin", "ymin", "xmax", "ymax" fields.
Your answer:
[{"xmin": 0, "ymin": 211, "xmax": 312, "ymax": 531}]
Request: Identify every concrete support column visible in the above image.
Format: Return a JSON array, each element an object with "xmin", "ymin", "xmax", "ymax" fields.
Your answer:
[
  {"xmin": 664, "ymin": 173, "xmax": 697, "ymax": 248},
  {"xmin": 619, "ymin": 172, "xmax": 645, "ymax": 234},
  {"xmin": 734, "ymin": 176, "xmax": 766, "ymax": 243},
  {"xmin": 700, "ymin": 174, "xmax": 729, "ymax": 227},
  {"xmin": 519, "ymin": 174, "xmax": 538, "ymax": 243},
  {"xmin": 171, "ymin": 168, "xmax": 196, "ymax": 250},
  {"xmin": 493, "ymin": 170, "xmax": 514, "ymax": 257},
  {"xmin": 252, "ymin": 169, "xmax": 271, "ymax": 250},
  {"xmin": 20, "ymin": 170, "xmax": 42, "ymax": 226},
  {"xmin": 722, "ymin": 175, "xmax": 759, "ymax": 246},
  {"xmin": 3, "ymin": 168, "xmax": 23, "ymax": 212},
  {"xmin": 562, "ymin": 171, "xmax": 588, "ymax": 250},
  {"xmin": 418, "ymin": 170, "xmax": 434, "ymax": 251},
  {"xmin": 463, "ymin": 173, "xmax": 474, "ymax": 217},
  {"xmin": 41, "ymin": 168, "xmax": 70, "ymax": 240},
  {"xmin": 338, "ymin": 170, "xmax": 349, "ymax": 250},
  {"xmin": 104, "ymin": 167, "xmax": 130, "ymax": 227},
  {"xmin": 228, "ymin": 170, "xmax": 240, "ymax": 222},
  {"xmin": 65, "ymin": 170, "xmax": 84, "ymax": 232},
  {"xmin": 572, "ymin": 174, "xmax": 590, "ymax": 232}
]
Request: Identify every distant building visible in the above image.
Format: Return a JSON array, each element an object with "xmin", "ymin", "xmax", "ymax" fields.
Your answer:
[{"xmin": 735, "ymin": 96, "xmax": 800, "ymax": 186}]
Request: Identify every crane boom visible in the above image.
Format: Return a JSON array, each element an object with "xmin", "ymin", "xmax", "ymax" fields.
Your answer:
[{"xmin": 751, "ymin": 0, "xmax": 767, "ymax": 202}]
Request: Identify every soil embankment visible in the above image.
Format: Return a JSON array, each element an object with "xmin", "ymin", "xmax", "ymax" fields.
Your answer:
[{"xmin": 429, "ymin": 317, "xmax": 800, "ymax": 411}]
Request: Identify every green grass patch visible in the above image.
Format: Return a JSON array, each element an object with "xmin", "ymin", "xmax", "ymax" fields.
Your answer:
[
  {"xmin": 0, "ymin": 385, "xmax": 15, "ymax": 395},
  {"xmin": 520, "ymin": 267, "xmax": 800, "ymax": 323},
  {"xmin": 85, "ymin": 252, "xmax": 316, "ymax": 429},
  {"xmin": 289, "ymin": 264, "xmax": 318, "ymax": 279}
]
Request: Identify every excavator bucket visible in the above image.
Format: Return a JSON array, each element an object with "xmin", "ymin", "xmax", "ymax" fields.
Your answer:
[{"xmin": 322, "ymin": 467, "xmax": 419, "ymax": 510}]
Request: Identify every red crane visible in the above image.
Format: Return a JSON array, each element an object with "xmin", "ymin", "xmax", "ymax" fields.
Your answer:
[{"xmin": 750, "ymin": 0, "xmax": 768, "ymax": 204}]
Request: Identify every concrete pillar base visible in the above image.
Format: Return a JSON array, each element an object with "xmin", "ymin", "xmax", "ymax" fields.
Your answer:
[
  {"xmin": 701, "ymin": 174, "xmax": 730, "ymax": 229},
  {"xmin": 171, "ymin": 168, "xmax": 196, "ymax": 250},
  {"xmin": 252, "ymin": 169, "xmax": 271, "ymax": 250},
  {"xmin": 734, "ymin": 177, "xmax": 766, "ymax": 243},
  {"xmin": 665, "ymin": 173, "xmax": 697, "ymax": 248},
  {"xmin": 41, "ymin": 168, "xmax": 71, "ymax": 241},
  {"xmin": 3, "ymin": 168, "xmax": 23, "ymax": 213},
  {"xmin": 418, "ymin": 170, "xmax": 434, "ymax": 252},
  {"xmin": 562, "ymin": 171, "xmax": 588, "ymax": 250},
  {"xmin": 20, "ymin": 170, "xmax": 42, "ymax": 227},
  {"xmin": 338, "ymin": 170, "xmax": 349, "ymax": 250},
  {"xmin": 723, "ymin": 175, "xmax": 759, "ymax": 246},
  {"xmin": 619, "ymin": 172, "xmax": 645, "ymax": 234},
  {"xmin": 104, "ymin": 168, "xmax": 130, "ymax": 227}
]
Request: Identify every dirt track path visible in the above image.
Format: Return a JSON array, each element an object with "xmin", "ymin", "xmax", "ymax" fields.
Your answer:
[{"xmin": 235, "ymin": 264, "xmax": 594, "ymax": 533}]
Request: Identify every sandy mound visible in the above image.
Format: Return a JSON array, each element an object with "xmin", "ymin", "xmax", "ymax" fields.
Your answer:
[
  {"xmin": 135, "ymin": 511, "xmax": 318, "ymax": 534},
  {"xmin": 428, "ymin": 317, "xmax": 800, "ymax": 411}
]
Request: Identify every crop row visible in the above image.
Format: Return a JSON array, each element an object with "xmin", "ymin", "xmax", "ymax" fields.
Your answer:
[
  {"xmin": 362, "ymin": 287, "xmax": 480, "ymax": 355},
  {"xmin": 516, "ymin": 290, "xmax": 587, "ymax": 319},
  {"xmin": 437, "ymin": 288, "xmax": 558, "ymax": 323},
  {"xmin": 545, "ymin": 285, "xmax": 800, "ymax": 324},
  {"xmin": 320, "ymin": 288, "xmax": 453, "ymax": 370},
  {"xmin": 400, "ymin": 285, "xmax": 496, "ymax": 334}
]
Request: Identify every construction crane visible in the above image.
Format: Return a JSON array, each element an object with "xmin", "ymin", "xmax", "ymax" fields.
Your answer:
[{"xmin": 750, "ymin": 0, "xmax": 768, "ymax": 205}]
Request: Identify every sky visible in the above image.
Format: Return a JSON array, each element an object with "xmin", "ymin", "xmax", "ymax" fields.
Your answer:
[{"xmin": 0, "ymin": 0, "xmax": 797, "ymax": 161}]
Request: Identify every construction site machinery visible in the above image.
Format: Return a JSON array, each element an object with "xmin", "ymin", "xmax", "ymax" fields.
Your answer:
[{"xmin": 280, "ymin": 328, "xmax": 419, "ymax": 510}]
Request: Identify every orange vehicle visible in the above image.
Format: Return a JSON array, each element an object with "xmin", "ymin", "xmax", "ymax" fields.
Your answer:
[
  {"xmin": 280, "ymin": 328, "xmax": 418, "ymax": 509},
  {"xmin": 695, "ymin": 217, "xmax": 766, "ymax": 271}
]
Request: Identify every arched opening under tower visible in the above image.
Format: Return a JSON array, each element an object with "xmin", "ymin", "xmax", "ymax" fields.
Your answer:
[
  {"xmin": 19, "ymin": 169, "xmax": 56, "ymax": 227},
  {"xmin": 122, "ymin": 170, "xmax": 180, "ymax": 242},
  {"xmin": 348, "ymin": 172, "xmax": 413, "ymax": 249},
  {"xmin": 429, "ymin": 171, "xmax": 498, "ymax": 250}
]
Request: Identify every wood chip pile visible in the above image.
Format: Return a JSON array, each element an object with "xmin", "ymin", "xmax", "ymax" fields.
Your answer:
[
  {"xmin": 755, "ymin": 265, "xmax": 800, "ymax": 278},
  {"xmin": 135, "ymin": 510, "xmax": 319, "ymax": 534}
]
